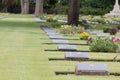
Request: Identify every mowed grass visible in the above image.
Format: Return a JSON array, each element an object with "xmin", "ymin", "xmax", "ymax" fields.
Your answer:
[{"xmin": 0, "ymin": 14, "xmax": 120, "ymax": 80}]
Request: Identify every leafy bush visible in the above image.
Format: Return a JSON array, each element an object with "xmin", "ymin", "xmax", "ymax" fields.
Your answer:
[
  {"xmin": 48, "ymin": 22, "xmax": 64, "ymax": 28},
  {"xmin": 117, "ymin": 26, "xmax": 120, "ymax": 30},
  {"xmin": 90, "ymin": 38, "xmax": 118, "ymax": 52},
  {"xmin": 46, "ymin": 16, "xmax": 57, "ymax": 22},
  {"xmin": 60, "ymin": 25, "xmax": 71, "ymax": 34},
  {"xmin": 103, "ymin": 26, "xmax": 111, "ymax": 33},
  {"xmin": 114, "ymin": 18, "xmax": 120, "ymax": 23},
  {"xmin": 60, "ymin": 25, "xmax": 84, "ymax": 35},
  {"xmin": 88, "ymin": 16, "xmax": 105, "ymax": 23},
  {"xmin": 109, "ymin": 28, "xmax": 118, "ymax": 35},
  {"xmin": 80, "ymin": 7, "xmax": 107, "ymax": 15},
  {"xmin": 53, "ymin": 4, "xmax": 68, "ymax": 14}
]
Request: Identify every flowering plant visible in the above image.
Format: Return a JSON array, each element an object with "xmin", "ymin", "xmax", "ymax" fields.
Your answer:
[
  {"xmin": 60, "ymin": 25, "xmax": 84, "ymax": 35},
  {"xmin": 90, "ymin": 38, "xmax": 119, "ymax": 52},
  {"xmin": 80, "ymin": 32, "xmax": 89, "ymax": 40},
  {"xmin": 60, "ymin": 25, "xmax": 71, "ymax": 34},
  {"xmin": 109, "ymin": 28, "xmax": 118, "ymax": 35},
  {"xmin": 46, "ymin": 16, "xmax": 57, "ymax": 22},
  {"xmin": 112, "ymin": 38, "xmax": 120, "ymax": 43}
]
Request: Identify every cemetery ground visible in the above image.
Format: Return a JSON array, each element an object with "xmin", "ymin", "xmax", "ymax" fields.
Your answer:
[{"xmin": 0, "ymin": 14, "xmax": 120, "ymax": 80}]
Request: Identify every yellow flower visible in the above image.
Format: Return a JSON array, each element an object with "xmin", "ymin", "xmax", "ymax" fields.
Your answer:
[{"xmin": 80, "ymin": 32, "xmax": 89, "ymax": 40}]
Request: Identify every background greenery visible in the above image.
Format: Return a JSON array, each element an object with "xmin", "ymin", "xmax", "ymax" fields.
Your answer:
[{"xmin": 0, "ymin": 0, "xmax": 119, "ymax": 15}]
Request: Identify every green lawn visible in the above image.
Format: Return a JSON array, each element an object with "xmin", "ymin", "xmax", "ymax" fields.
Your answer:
[{"xmin": 0, "ymin": 14, "xmax": 120, "ymax": 80}]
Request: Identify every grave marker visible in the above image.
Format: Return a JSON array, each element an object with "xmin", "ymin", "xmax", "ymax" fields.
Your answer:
[
  {"xmin": 49, "ymin": 35, "xmax": 63, "ymax": 39},
  {"xmin": 44, "ymin": 30, "xmax": 55, "ymax": 33},
  {"xmin": 58, "ymin": 45, "xmax": 77, "ymax": 51},
  {"xmin": 46, "ymin": 33, "xmax": 59, "ymax": 36},
  {"xmin": 65, "ymin": 52, "xmax": 89, "ymax": 60},
  {"xmin": 52, "ymin": 40, "xmax": 69, "ymax": 44},
  {"xmin": 89, "ymin": 31, "xmax": 99, "ymax": 35},
  {"xmin": 97, "ymin": 34, "xmax": 109, "ymax": 38},
  {"xmin": 75, "ymin": 63, "xmax": 109, "ymax": 75}
]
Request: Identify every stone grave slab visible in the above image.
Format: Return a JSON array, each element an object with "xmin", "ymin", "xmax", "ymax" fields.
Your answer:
[
  {"xmin": 49, "ymin": 35, "xmax": 63, "ymax": 39},
  {"xmin": 58, "ymin": 45, "xmax": 77, "ymax": 51},
  {"xmin": 97, "ymin": 34, "xmax": 109, "ymax": 38},
  {"xmin": 89, "ymin": 31, "xmax": 99, "ymax": 35},
  {"xmin": 85, "ymin": 29, "xmax": 94, "ymax": 33},
  {"xmin": 46, "ymin": 33, "xmax": 59, "ymax": 36},
  {"xmin": 65, "ymin": 52, "xmax": 89, "ymax": 60},
  {"xmin": 43, "ymin": 28, "xmax": 52, "ymax": 31},
  {"xmin": 40, "ymin": 26, "xmax": 49, "ymax": 30},
  {"xmin": 58, "ymin": 20, "xmax": 67, "ymax": 23},
  {"xmin": 46, "ymin": 32, "xmax": 58, "ymax": 35},
  {"xmin": 52, "ymin": 40, "xmax": 69, "ymax": 44},
  {"xmin": 44, "ymin": 30, "xmax": 55, "ymax": 33},
  {"xmin": 85, "ymin": 30, "xmax": 99, "ymax": 35},
  {"xmin": 75, "ymin": 63, "xmax": 109, "ymax": 75},
  {"xmin": 34, "ymin": 17, "xmax": 46, "ymax": 22}
]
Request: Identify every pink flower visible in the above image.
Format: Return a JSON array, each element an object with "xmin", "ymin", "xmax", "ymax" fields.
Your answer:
[{"xmin": 112, "ymin": 38, "xmax": 120, "ymax": 43}]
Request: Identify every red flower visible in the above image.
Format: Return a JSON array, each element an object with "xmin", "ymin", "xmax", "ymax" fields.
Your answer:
[{"xmin": 112, "ymin": 38, "xmax": 120, "ymax": 43}]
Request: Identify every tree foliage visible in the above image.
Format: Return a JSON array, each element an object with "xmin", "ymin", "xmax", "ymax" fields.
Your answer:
[{"xmin": 0, "ymin": 0, "xmax": 119, "ymax": 15}]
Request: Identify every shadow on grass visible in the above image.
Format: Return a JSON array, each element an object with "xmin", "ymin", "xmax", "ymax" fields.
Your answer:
[
  {"xmin": 44, "ymin": 49, "xmax": 90, "ymax": 52},
  {"xmin": 42, "ymin": 43, "xmax": 88, "ymax": 45},
  {"xmin": 55, "ymin": 72, "xmax": 120, "ymax": 76},
  {"xmin": 48, "ymin": 58, "xmax": 120, "ymax": 62},
  {"xmin": 40, "ymin": 38, "xmax": 80, "ymax": 40}
]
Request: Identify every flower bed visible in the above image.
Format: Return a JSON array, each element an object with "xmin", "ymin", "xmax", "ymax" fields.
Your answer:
[
  {"xmin": 59, "ymin": 25, "xmax": 84, "ymax": 35},
  {"xmin": 89, "ymin": 37, "xmax": 119, "ymax": 52}
]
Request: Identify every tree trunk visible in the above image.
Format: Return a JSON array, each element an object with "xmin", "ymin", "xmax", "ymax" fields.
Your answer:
[
  {"xmin": 35, "ymin": 0, "xmax": 44, "ymax": 17},
  {"xmin": 68, "ymin": 0, "xmax": 80, "ymax": 26},
  {"xmin": 20, "ymin": 0, "xmax": 29, "ymax": 14},
  {"xmin": 24, "ymin": 0, "xmax": 29, "ymax": 14},
  {"xmin": 20, "ymin": 0, "xmax": 24, "ymax": 14}
]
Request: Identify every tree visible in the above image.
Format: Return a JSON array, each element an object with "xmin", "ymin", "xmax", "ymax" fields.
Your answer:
[
  {"xmin": 20, "ymin": 0, "xmax": 29, "ymax": 14},
  {"xmin": 68, "ymin": 0, "xmax": 80, "ymax": 26},
  {"xmin": 0, "ymin": 0, "xmax": 16, "ymax": 12},
  {"xmin": 34, "ymin": 0, "xmax": 44, "ymax": 17}
]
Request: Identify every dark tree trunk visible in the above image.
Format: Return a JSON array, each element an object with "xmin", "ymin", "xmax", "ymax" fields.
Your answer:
[{"xmin": 68, "ymin": 0, "xmax": 80, "ymax": 26}]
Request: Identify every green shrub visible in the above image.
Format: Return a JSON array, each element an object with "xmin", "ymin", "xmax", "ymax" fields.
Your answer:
[
  {"xmin": 53, "ymin": 4, "xmax": 68, "ymax": 14},
  {"xmin": 48, "ymin": 22, "xmax": 64, "ymax": 28},
  {"xmin": 46, "ymin": 16, "xmax": 57, "ymax": 22},
  {"xmin": 114, "ymin": 18, "xmax": 120, "ymax": 23},
  {"xmin": 90, "ymin": 38, "xmax": 118, "ymax": 52},
  {"xmin": 103, "ymin": 26, "xmax": 111, "ymax": 33},
  {"xmin": 80, "ymin": 7, "xmax": 107, "ymax": 15}
]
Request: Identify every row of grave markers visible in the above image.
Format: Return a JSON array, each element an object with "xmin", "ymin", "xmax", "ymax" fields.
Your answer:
[{"xmin": 40, "ymin": 26, "xmax": 109, "ymax": 76}]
